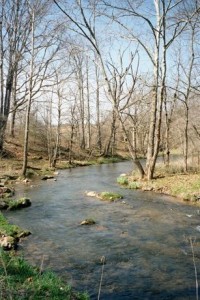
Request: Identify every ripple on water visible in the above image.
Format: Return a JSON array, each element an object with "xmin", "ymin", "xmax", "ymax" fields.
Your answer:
[{"xmin": 6, "ymin": 162, "xmax": 200, "ymax": 299}]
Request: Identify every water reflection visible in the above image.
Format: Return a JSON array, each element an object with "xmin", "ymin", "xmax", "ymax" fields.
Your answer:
[{"xmin": 5, "ymin": 161, "xmax": 200, "ymax": 299}]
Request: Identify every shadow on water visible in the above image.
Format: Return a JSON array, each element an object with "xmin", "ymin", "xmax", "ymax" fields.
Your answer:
[{"xmin": 5, "ymin": 161, "xmax": 200, "ymax": 299}]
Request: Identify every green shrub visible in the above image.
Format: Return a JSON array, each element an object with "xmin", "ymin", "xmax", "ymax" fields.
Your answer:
[
  {"xmin": 117, "ymin": 176, "xmax": 128, "ymax": 185},
  {"xmin": 128, "ymin": 181, "xmax": 140, "ymax": 189}
]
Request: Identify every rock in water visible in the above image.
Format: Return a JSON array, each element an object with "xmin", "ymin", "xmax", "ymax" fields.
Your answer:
[
  {"xmin": 8, "ymin": 198, "xmax": 32, "ymax": 210},
  {"xmin": 80, "ymin": 219, "xmax": 96, "ymax": 225},
  {"xmin": 0, "ymin": 236, "xmax": 17, "ymax": 250},
  {"xmin": 41, "ymin": 175, "xmax": 54, "ymax": 180},
  {"xmin": 85, "ymin": 191, "xmax": 99, "ymax": 197}
]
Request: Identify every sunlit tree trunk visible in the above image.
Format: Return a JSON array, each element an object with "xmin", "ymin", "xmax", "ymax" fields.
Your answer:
[
  {"xmin": 104, "ymin": 109, "xmax": 117, "ymax": 156},
  {"xmin": 22, "ymin": 9, "xmax": 35, "ymax": 176},
  {"xmin": 86, "ymin": 58, "xmax": 91, "ymax": 149},
  {"xmin": 146, "ymin": 0, "xmax": 161, "ymax": 180},
  {"xmin": 9, "ymin": 71, "xmax": 18, "ymax": 137},
  {"xmin": 95, "ymin": 64, "xmax": 102, "ymax": 153}
]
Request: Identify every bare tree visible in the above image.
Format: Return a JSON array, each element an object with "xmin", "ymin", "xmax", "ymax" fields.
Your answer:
[
  {"xmin": 95, "ymin": 63, "xmax": 102, "ymax": 153},
  {"xmin": 53, "ymin": 0, "xmax": 146, "ymax": 177},
  {"xmin": 22, "ymin": 0, "xmax": 60, "ymax": 176},
  {"xmin": 174, "ymin": 19, "xmax": 198, "ymax": 172},
  {"xmin": 0, "ymin": 0, "xmax": 31, "ymax": 153},
  {"xmin": 102, "ymin": 0, "xmax": 200, "ymax": 179},
  {"xmin": 72, "ymin": 52, "xmax": 86, "ymax": 150},
  {"xmin": 22, "ymin": 4, "xmax": 35, "ymax": 176}
]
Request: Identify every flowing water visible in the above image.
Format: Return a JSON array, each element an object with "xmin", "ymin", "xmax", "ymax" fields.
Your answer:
[{"xmin": 5, "ymin": 161, "xmax": 200, "ymax": 299}]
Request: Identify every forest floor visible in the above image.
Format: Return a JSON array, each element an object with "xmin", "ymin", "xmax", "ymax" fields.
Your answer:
[{"xmin": 0, "ymin": 137, "xmax": 128, "ymax": 179}]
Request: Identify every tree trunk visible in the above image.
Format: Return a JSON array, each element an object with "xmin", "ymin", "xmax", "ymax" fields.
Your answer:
[
  {"xmin": 10, "ymin": 109, "xmax": 16, "ymax": 138},
  {"xmin": 184, "ymin": 104, "xmax": 189, "ymax": 172},
  {"xmin": 0, "ymin": 118, "xmax": 6, "ymax": 154},
  {"xmin": 104, "ymin": 109, "xmax": 117, "ymax": 156},
  {"xmin": 22, "ymin": 10, "xmax": 35, "ymax": 177},
  {"xmin": 52, "ymin": 88, "xmax": 61, "ymax": 168},
  {"xmin": 86, "ymin": 59, "xmax": 91, "ymax": 149},
  {"xmin": 9, "ymin": 70, "xmax": 18, "ymax": 137},
  {"xmin": 0, "ymin": 2, "xmax": 4, "ymax": 119},
  {"xmin": 146, "ymin": 0, "xmax": 165, "ymax": 180},
  {"xmin": 95, "ymin": 64, "xmax": 102, "ymax": 153}
]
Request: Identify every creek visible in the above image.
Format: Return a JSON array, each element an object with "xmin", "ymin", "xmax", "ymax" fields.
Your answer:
[{"xmin": 5, "ymin": 161, "xmax": 200, "ymax": 299}]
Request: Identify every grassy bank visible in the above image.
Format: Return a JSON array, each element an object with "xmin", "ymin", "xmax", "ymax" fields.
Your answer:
[
  {"xmin": 117, "ymin": 163, "xmax": 200, "ymax": 203},
  {"xmin": 0, "ymin": 250, "xmax": 89, "ymax": 300},
  {"xmin": 0, "ymin": 213, "xmax": 89, "ymax": 300}
]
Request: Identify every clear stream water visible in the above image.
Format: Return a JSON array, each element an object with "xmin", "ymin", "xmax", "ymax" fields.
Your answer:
[{"xmin": 5, "ymin": 161, "xmax": 200, "ymax": 299}]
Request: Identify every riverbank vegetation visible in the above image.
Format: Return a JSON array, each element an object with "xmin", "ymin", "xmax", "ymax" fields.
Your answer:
[
  {"xmin": 99, "ymin": 192, "xmax": 123, "ymax": 201},
  {"xmin": 118, "ymin": 161, "xmax": 200, "ymax": 203},
  {"xmin": 0, "ymin": 213, "xmax": 89, "ymax": 300},
  {"xmin": 0, "ymin": 250, "xmax": 89, "ymax": 300}
]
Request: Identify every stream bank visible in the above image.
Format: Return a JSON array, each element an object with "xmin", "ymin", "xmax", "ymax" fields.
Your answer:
[{"xmin": 117, "ymin": 170, "xmax": 200, "ymax": 203}]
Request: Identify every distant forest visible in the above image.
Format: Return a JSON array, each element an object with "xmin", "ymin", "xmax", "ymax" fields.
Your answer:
[{"xmin": 1, "ymin": 0, "xmax": 200, "ymax": 179}]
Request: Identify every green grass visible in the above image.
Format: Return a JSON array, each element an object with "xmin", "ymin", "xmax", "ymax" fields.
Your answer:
[
  {"xmin": 117, "ymin": 176, "xmax": 128, "ymax": 185},
  {"xmin": 128, "ymin": 181, "xmax": 141, "ymax": 189},
  {"xmin": 5, "ymin": 197, "xmax": 31, "ymax": 210},
  {"xmin": 99, "ymin": 192, "xmax": 123, "ymax": 201},
  {"xmin": 117, "ymin": 176, "xmax": 140, "ymax": 189},
  {"xmin": 0, "ymin": 212, "xmax": 26, "ymax": 237},
  {"xmin": 0, "ymin": 250, "xmax": 89, "ymax": 299},
  {"xmin": 0, "ymin": 213, "xmax": 89, "ymax": 299}
]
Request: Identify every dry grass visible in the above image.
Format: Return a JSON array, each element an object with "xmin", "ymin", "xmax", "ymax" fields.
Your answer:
[
  {"xmin": 147, "ymin": 173, "xmax": 200, "ymax": 200},
  {"xmin": 121, "ymin": 162, "xmax": 200, "ymax": 202}
]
